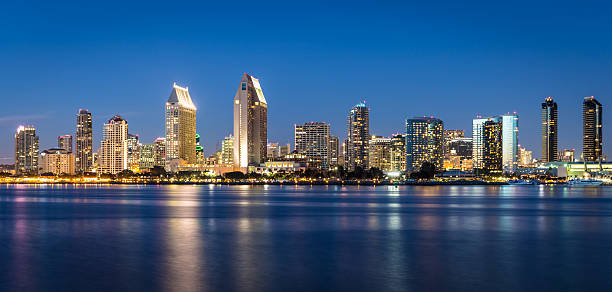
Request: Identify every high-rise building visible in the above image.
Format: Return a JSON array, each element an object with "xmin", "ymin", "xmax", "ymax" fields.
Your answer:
[
  {"xmin": 138, "ymin": 143, "xmax": 155, "ymax": 171},
  {"xmin": 14, "ymin": 126, "xmax": 39, "ymax": 174},
  {"xmin": 40, "ymin": 148, "xmax": 75, "ymax": 175},
  {"xmin": 126, "ymin": 134, "xmax": 139, "ymax": 172},
  {"xmin": 165, "ymin": 83, "xmax": 197, "ymax": 171},
  {"xmin": 346, "ymin": 102, "xmax": 370, "ymax": 171},
  {"xmin": 583, "ymin": 96, "xmax": 602, "ymax": 162},
  {"xmin": 295, "ymin": 122, "xmax": 330, "ymax": 169},
  {"xmin": 75, "ymin": 109, "xmax": 93, "ymax": 173},
  {"xmin": 368, "ymin": 136, "xmax": 392, "ymax": 171},
  {"xmin": 390, "ymin": 134, "xmax": 406, "ymax": 172},
  {"xmin": 501, "ymin": 114, "xmax": 519, "ymax": 172},
  {"xmin": 329, "ymin": 135, "xmax": 340, "ymax": 167},
  {"xmin": 58, "ymin": 135, "xmax": 73, "ymax": 153},
  {"xmin": 541, "ymin": 97, "xmax": 558, "ymax": 162},
  {"xmin": 444, "ymin": 137, "xmax": 473, "ymax": 171},
  {"xmin": 473, "ymin": 115, "xmax": 517, "ymax": 172},
  {"xmin": 153, "ymin": 137, "xmax": 166, "ymax": 168},
  {"xmin": 99, "ymin": 115, "xmax": 128, "ymax": 174},
  {"xmin": 482, "ymin": 120, "xmax": 502, "ymax": 171},
  {"xmin": 267, "ymin": 142, "xmax": 280, "ymax": 159},
  {"xmin": 559, "ymin": 148, "xmax": 575, "ymax": 162},
  {"xmin": 221, "ymin": 135, "xmax": 234, "ymax": 166},
  {"xmin": 233, "ymin": 73, "xmax": 268, "ymax": 170},
  {"xmin": 279, "ymin": 144, "xmax": 291, "ymax": 157},
  {"xmin": 405, "ymin": 117, "xmax": 444, "ymax": 171}
]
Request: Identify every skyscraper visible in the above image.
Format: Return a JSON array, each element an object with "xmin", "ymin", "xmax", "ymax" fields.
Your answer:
[
  {"xmin": 40, "ymin": 148, "xmax": 75, "ymax": 175},
  {"xmin": 195, "ymin": 134, "xmax": 205, "ymax": 166},
  {"xmin": 138, "ymin": 143, "xmax": 155, "ymax": 171},
  {"xmin": 233, "ymin": 73, "xmax": 268, "ymax": 170},
  {"xmin": 482, "ymin": 120, "xmax": 503, "ymax": 171},
  {"xmin": 541, "ymin": 97, "xmax": 558, "ymax": 162},
  {"xmin": 126, "ymin": 134, "xmax": 139, "ymax": 172},
  {"xmin": 58, "ymin": 135, "xmax": 73, "ymax": 153},
  {"xmin": 346, "ymin": 102, "xmax": 370, "ymax": 171},
  {"xmin": 368, "ymin": 136, "xmax": 392, "ymax": 172},
  {"xmin": 583, "ymin": 96, "xmax": 602, "ymax": 162},
  {"xmin": 75, "ymin": 109, "xmax": 93, "ymax": 173},
  {"xmin": 295, "ymin": 122, "xmax": 330, "ymax": 169},
  {"xmin": 405, "ymin": 117, "xmax": 444, "ymax": 171},
  {"xmin": 14, "ymin": 126, "xmax": 39, "ymax": 174},
  {"xmin": 99, "ymin": 115, "xmax": 128, "ymax": 174},
  {"xmin": 501, "ymin": 114, "xmax": 519, "ymax": 172},
  {"xmin": 165, "ymin": 83, "xmax": 197, "ymax": 171},
  {"xmin": 390, "ymin": 134, "xmax": 406, "ymax": 172}
]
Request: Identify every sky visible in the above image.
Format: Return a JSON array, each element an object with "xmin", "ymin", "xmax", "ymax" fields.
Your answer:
[{"xmin": 0, "ymin": 0, "xmax": 610, "ymax": 163}]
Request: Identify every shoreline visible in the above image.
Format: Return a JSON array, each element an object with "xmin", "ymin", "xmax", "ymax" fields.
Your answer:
[{"xmin": 0, "ymin": 181, "xmax": 590, "ymax": 186}]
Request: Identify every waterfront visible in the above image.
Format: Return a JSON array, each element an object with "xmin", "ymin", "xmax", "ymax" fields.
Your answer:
[{"xmin": 1, "ymin": 184, "xmax": 612, "ymax": 291}]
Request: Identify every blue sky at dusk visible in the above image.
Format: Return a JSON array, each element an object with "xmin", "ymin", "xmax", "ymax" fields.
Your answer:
[{"xmin": 0, "ymin": 0, "xmax": 610, "ymax": 163}]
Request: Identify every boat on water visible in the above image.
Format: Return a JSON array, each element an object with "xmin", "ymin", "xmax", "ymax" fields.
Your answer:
[
  {"xmin": 506, "ymin": 179, "xmax": 538, "ymax": 185},
  {"xmin": 567, "ymin": 178, "xmax": 604, "ymax": 186}
]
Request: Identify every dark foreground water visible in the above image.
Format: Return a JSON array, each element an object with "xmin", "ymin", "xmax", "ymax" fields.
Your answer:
[{"xmin": 1, "ymin": 185, "xmax": 612, "ymax": 291}]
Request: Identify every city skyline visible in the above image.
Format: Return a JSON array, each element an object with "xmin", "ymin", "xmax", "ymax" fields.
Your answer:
[{"xmin": 1, "ymin": 1, "xmax": 611, "ymax": 163}]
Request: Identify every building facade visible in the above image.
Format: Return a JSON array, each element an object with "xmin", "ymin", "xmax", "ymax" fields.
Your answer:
[
  {"xmin": 346, "ymin": 102, "xmax": 370, "ymax": 171},
  {"xmin": 583, "ymin": 96, "xmax": 602, "ymax": 162},
  {"xmin": 329, "ymin": 135, "xmax": 340, "ymax": 168},
  {"xmin": 482, "ymin": 120, "xmax": 503, "ymax": 172},
  {"xmin": 99, "ymin": 115, "xmax": 128, "ymax": 174},
  {"xmin": 153, "ymin": 137, "xmax": 166, "ymax": 168},
  {"xmin": 368, "ymin": 136, "xmax": 392, "ymax": 172},
  {"xmin": 126, "ymin": 134, "xmax": 139, "ymax": 172},
  {"xmin": 165, "ymin": 83, "xmax": 197, "ymax": 171},
  {"xmin": 14, "ymin": 126, "xmax": 39, "ymax": 174},
  {"xmin": 221, "ymin": 135, "xmax": 234, "ymax": 166},
  {"xmin": 233, "ymin": 73, "xmax": 268, "ymax": 170},
  {"xmin": 406, "ymin": 117, "xmax": 444, "ymax": 171},
  {"xmin": 40, "ymin": 148, "xmax": 75, "ymax": 175},
  {"xmin": 558, "ymin": 148, "xmax": 575, "ymax": 162},
  {"xmin": 138, "ymin": 143, "xmax": 155, "ymax": 171},
  {"xmin": 541, "ymin": 97, "xmax": 558, "ymax": 162},
  {"xmin": 75, "ymin": 109, "xmax": 93, "ymax": 173},
  {"xmin": 295, "ymin": 122, "xmax": 330, "ymax": 169}
]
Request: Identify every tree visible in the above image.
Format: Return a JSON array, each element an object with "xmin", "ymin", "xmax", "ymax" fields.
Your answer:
[{"xmin": 224, "ymin": 171, "xmax": 246, "ymax": 180}]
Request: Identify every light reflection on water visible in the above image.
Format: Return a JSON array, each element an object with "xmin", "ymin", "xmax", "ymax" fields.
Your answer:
[{"xmin": 0, "ymin": 184, "xmax": 612, "ymax": 291}]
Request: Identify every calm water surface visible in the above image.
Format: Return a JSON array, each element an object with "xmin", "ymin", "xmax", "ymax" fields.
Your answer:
[{"xmin": 1, "ymin": 184, "xmax": 612, "ymax": 291}]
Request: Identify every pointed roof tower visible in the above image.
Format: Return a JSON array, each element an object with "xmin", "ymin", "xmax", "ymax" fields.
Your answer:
[{"xmin": 168, "ymin": 82, "xmax": 196, "ymax": 110}]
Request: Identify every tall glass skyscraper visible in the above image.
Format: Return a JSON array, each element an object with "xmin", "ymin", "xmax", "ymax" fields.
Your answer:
[
  {"xmin": 405, "ymin": 117, "xmax": 444, "ymax": 171},
  {"xmin": 58, "ymin": 135, "xmax": 73, "ymax": 153},
  {"xmin": 165, "ymin": 83, "xmax": 197, "ymax": 171},
  {"xmin": 583, "ymin": 96, "xmax": 602, "ymax": 162},
  {"xmin": 390, "ymin": 134, "xmax": 406, "ymax": 172},
  {"xmin": 501, "ymin": 114, "xmax": 519, "ymax": 172},
  {"xmin": 346, "ymin": 102, "xmax": 370, "ymax": 171},
  {"xmin": 483, "ymin": 120, "xmax": 503, "ymax": 171},
  {"xmin": 75, "ymin": 109, "xmax": 93, "ymax": 173},
  {"xmin": 541, "ymin": 97, "xmax": 558, "ymax": 162},
  {"xmin": 233, "ymin": 73, "xmax": 268, "ymax": 170},
  {"xmin": 14, "ymin": 126, "xmax": 39, "ymax": 174}
]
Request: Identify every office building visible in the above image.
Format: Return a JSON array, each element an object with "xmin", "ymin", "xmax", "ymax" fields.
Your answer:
[
  {"xmin": 195, "ymin": 134, "xmax": 205, "ymax": 165},
  {"xmin": 165, "ymin": 83, "xmax": 197, "ymax": 171},
  {"xmin": 233, "ymin": 73, "xmax": 268, "ymax": 170},
  {"xmin": 346, "ymin": 102, "xmax": 370, "ymax": 170},
  {"xmin": 518, "ymin": 145, "xmax": 533, "ymax": 167},
  {"xmin": 583, "ymin": 96, "xmax": 602, "ymax": 162},
  {"xmin": 541, "ymin": 97, "xmax": 558, "ymax": 162},
  {"xmin": 75, "ymin": 109, "xmax": 93, "ymax": 173},
  {"xmin": 368, "ymin": 136, "xmax": 392, "ymax": 171},
  {"xmin": 295, "ymin": 122, "xmax": 330, "ymax": 169},
  {"xmin": 14, "ymin": 126, "xmax": 39, "ymax": 174},
  {"xmin": 443, "ymin": 129, "xmax": 464, "ymax": 154},
  {"xmin": 221, "ymin": 135, "xmax": 233, "ymax": 166},
  {"xmin": 99, "ymin": 115, "xmax": 128, "ymax": 174},
  {"xmin": 406, "ymin": 117, "xmax": 444, "ymax": 171},
  {"xmin": 559, "ymin": 148, "xmax": 575, "ymax": 162},
  {"xmin": 501, "ymin": 114, "xmax": 519, "ymax": 172},
  {"xmin": 40, "ymin": 148, "xmax": 75, "ymax": 175},
  {"xmin": 58, "ymin": 135, "xmax": 73, "ymax": 153}
]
